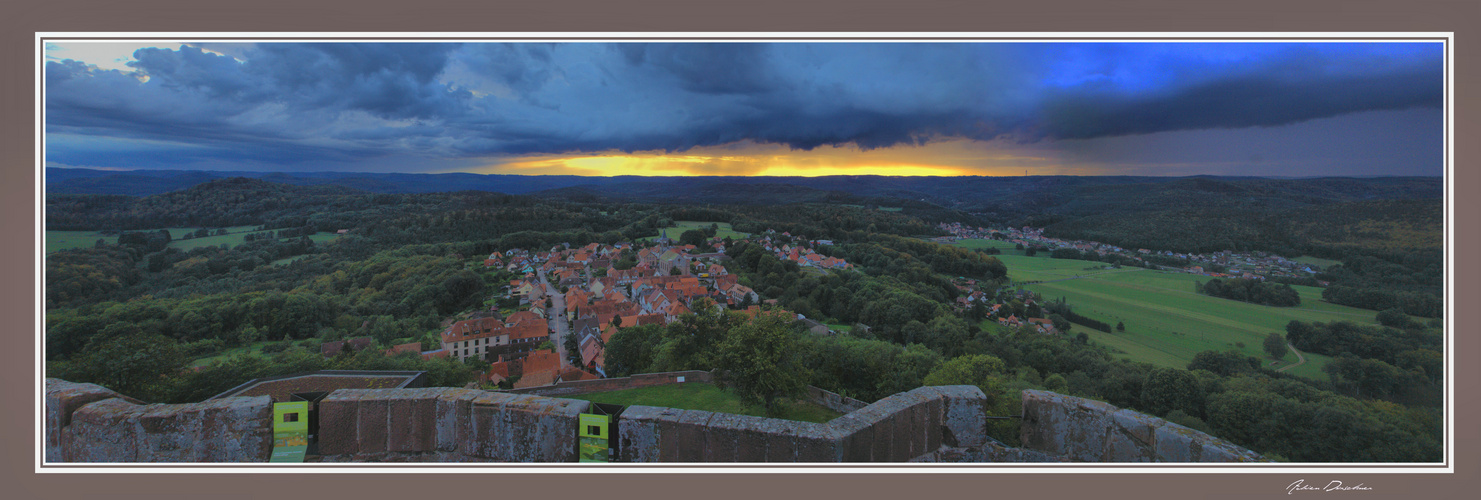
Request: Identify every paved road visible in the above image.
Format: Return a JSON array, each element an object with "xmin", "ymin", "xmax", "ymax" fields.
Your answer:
[{"xmin": 537, "ymin": 268, "xmax": 571, "ymax": 367}]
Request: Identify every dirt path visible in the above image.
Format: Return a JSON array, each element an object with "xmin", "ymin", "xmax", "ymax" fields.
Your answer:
[{"xmin": 1276, "ymin": 344, "xmax": 1307, "ymax": 372}]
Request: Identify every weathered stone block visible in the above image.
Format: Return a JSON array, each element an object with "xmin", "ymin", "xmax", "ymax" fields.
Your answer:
[
  {"xmin": 531, "ymin": 397, "xmax": 587, "ymax": 462},
  {"xmin": 190, "ymin": 397, "xmax": 273, "ymax": 462},
  {"xmin": 830, "ymin": 414, "xmax": 873, "ymax": 462},
  {"xmin": 794, "ymin": 425, "xmax": 839, "ymax": 462},
  {"xmin": 66, "ymin": 399, "xmax": 139, "ymax": 462},
  {"xmin": 357, "ymin": 394, "xmax": 390, "ymax": 454},
  {"xmin": 317, "ymin": 392, "xmax": 360, "ymax": 456},
  {"xmin": 388, "ymin": 390, "xmax": 438, "ymax": 452},
  {"xmin": 703, "ymin": 412, "xmax": 741, "ymax": 461},
  {"xmin": 1110, "ymin": 409, "xmax": 1158, "ymax": 447},
  {"xmin": 648, "ymin": 407, "xmax": 685, "ymax": 461},
  {"xmin": 729, "ymin": 415, "xmax": 770, "ymax": 463},
  {"xmin": 674, "ymin": 410, "xmax": 713, "ymax": 462},
  {"xmin": 761, "ymin": 419, "xmax": 798, "ymax": 462},
  {"xmin": 616, "ymin": 405, "xmax": 663, "ymax": 462},
  {"xmin": 934, "ymin": 385, "xmax": 988, "ymax": 449},
  {"xmin": 61, "ymin": 395, "xmax": 271, "ymax": 463},
  {"xmin": 45, "ymin": 379, "xmax": 139, "ymax": 462},
  {"xmin": 1104, "ymin": 427, "xmax": 1151, "ymax": 462},
  {"xmin": 1154, "ymin": 423, "xmax": 1193, "ymax": 462},
  {"xmin": 1018, "ymin": 389, "xmax": 1268, "ymax": 463}
]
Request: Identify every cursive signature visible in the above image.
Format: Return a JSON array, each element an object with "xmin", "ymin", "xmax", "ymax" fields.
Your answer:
[{"xmin": 1287, "ymin": 480, "xmax": 1375, "ymax": 494}]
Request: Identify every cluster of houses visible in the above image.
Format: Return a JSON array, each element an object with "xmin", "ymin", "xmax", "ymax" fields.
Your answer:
[
  {"xmin": 421, "ymin": 230, "xmax": 845, "ymax": 390},
  {"xmin": 754, "ymin": 231, "xmax": 853, "ymax": 270},
  {"xmin": 950, "ymin": 278, "xmax": 1060, "ymax": 336},
  {"xmin": 937, "ymin": 222, "xmax": 1327, "ymax": 282}
]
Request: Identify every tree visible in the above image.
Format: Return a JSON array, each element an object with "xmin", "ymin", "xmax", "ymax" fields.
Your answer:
[
  {"xmin": 1116, "ymin": 321, "xmax": 1126, "ymax": 332},
  {"xmin": 1049, "ymin": 313, "xmax": 1071, "ymax": 333},
  {"xmin": 1376, "ymin": 308, "xmax": 1413, "ymax": 329},
  {"xmin": 62, "ymin": 330, "xmax": 186, "ymax": 401},
  {"xmin": 1140, "ymin": 368, "xmax": 1206, "ymax": 418},
  {"xmin": 679, "ymin": 229, "xmax": 708, "ymax": 247},
  {"xmin": 1187, "ymin": 350, "xmax": 1259, "ymax": 376},
  {"xmin": 714, "ymin": 312, "xmax": 807, "ymax": 416},
  {"xmin": 564, "ymin": 330, "xmax": 582, "ymax": 366},
  {"xmin": 1264, "ymin": 332, "xmax": 1288, "ymax": 360},
  {"xmin": 604, "ymin": 324, "xmax": 664, "ymax": 377},
  {"xmin": 923, "ymin": 354, "xmax": 1006, "ymax": 396}
]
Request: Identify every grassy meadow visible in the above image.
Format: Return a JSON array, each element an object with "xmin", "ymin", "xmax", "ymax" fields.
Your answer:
[
  {"xmin": 990, "ymin": 254, "xmax": 1371, "ymax": 380},
  {"xmin": 949, "ymin": 238, "xmax": 1021, "ymax": 253},
  {"xmin": 637, "ymin": 220, "xmax": 750, "ymax": 243}
]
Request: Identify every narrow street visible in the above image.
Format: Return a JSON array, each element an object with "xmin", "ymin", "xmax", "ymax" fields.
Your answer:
[{"xmin": 537, "ymin": 268, "xmax": 571, "ymax": 367}]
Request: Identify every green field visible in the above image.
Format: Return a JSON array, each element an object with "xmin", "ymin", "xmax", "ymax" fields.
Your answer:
[
  {"xmin": 45, "ymin": 230, "xmax": 115, "ymax": 253},
  {"xmin": 165, "ymin": 226, "xmax": 272, "ymax": 250},
  {"xmin": 997, "ymin": 254, "xmax": 1124, "ymax": 282},
  {"xmin": 995, "ymin": 256, "xmax": 1380, "ymax": 380},
  {"xmin": 1280, "ymin": 350, "xmax": 1333, "ymax": 380},
  {"xmin": 47, "ymin": 226, "xmax": 343, "ymax": 253},
  {"xmin": 189, "ymin": 340, "xmax": 278, "ymax": 368},
  {"xmin": 637, "ymin": 220, "xmax": 749, "ymax": 243},
  {"xmin": 949, "ymin": 238, "xmax": 1022, "ymax": 253},
  {"xmin": 562, "ymin": 382, "xmax": 843, "ymax": 423}
]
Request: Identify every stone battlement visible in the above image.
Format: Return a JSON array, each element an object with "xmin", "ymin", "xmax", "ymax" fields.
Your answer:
[{"xmin": 44, "ymin": 378, "xmax": 1267, "ymax": 463}]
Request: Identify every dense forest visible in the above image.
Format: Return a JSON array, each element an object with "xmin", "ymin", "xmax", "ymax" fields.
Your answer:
[
  {"xmin": 1195, "ymin": 278, "xmax": 1302, "ymax": 307},
  {"xmin": 43, "ymin": 176, "xmax": 1444, "ymax": 463}
]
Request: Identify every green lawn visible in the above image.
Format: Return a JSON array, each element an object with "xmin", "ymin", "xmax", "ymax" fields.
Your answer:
[
  {"xmin": 1004, "ymin": 263, "xmax": 1381, "ymax": 381},
  {"xmin": 877, "ymin": 207, "xmax": 903, "ymax": 212},
  {"xmin": 562, "ymin": 382, "xmax": 843, "ymax": 424},
  {"xmin": 637, "ymin": 221, "xmax": 749, "ymax": 243},
  {"xmin": 190, "ymin": 340, "xmax": 278, "ymax": 367}
]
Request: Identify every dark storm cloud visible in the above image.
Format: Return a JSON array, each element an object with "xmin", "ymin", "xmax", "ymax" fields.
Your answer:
[
  {"xmin": 44, "ymin": 41, "xmax": 1444, "ymax": 171},
  {"xmin": 1033, "ymin": 48, "xmax": 1444, "ymax": 140}
]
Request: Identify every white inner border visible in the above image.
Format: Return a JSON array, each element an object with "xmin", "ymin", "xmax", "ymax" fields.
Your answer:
[{"xmin": 35, "ymin": 32, "xmax": 1456, "ymax": 475}]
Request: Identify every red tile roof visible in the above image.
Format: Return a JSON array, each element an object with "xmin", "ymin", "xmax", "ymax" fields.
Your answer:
[
  {"xmin": 386, "ymin": 343, "xmax": 422, "ymax": 356},
  {"xmin": 513, "ymin": 370, "xmax": 556, "ymax": 389}
]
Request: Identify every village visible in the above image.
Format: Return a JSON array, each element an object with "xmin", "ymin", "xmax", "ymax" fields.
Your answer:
[
  {"xmin": 312, "ymin": 229, "xmax": 858, "ymax": 390},
  {"xmin": 934, "ymin": 222, "xmax": 1329, "ymax": 283}
]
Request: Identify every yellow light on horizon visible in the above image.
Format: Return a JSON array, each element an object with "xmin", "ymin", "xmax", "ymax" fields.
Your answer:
[{"xmin": 463, "ymin": 139, "xmax": 1059, "ymax": 177}]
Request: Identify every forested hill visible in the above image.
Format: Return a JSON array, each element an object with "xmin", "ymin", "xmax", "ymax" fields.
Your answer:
[
  {"xmin": 47, "ymin": 169, "xmax": 1442, "ymax": 257},
  {"xmin": 46, "ymin": 177, "xmax": 521, "ymax": 231},
  {"xmin": 47, "ymin": 167, "xmax": 1440, "ymax": 205}
]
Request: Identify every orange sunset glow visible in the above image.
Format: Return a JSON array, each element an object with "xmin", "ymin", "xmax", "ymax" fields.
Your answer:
[{"xmin": 467, "ymin": 140, "xmax": 1081, "ymax": 177}]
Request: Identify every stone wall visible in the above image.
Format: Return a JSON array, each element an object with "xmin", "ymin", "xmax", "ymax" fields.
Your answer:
[
  {"xmin": 505, "ymin": 370, "xmax": 712, "ymax": 397},
  {"xmin": 47, "ymin": 377, "xmax": 1266, "ymax": 463},
  {"xmin": 316, "ymin": 387, "xmax": 589, "ymax": 462},
  {"xmin": 46, "ymin": 378, "xmax": 272, "ymax": 462},
  {"xmin": 617, "ymin": 385, "xmax": 989, "ymax": 462},
  {"xmin": 804, "ymin": 385, "xmax": 869, "ymax": 414},
  {"xmin": 1018, "ymin": 389, "xmax": 1268, "ymax": 462}
]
